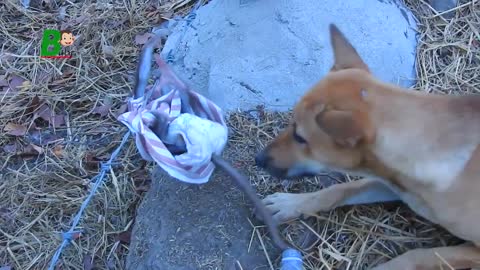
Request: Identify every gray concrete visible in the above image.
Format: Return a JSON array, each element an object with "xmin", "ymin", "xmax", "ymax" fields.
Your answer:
[
  {"xmin": 161, "ymin": 0, "xmax": 418, "ymax": 112},
  {"xmin": 126, "ymin": 167, "xmax": 274, "ymax": 270}
]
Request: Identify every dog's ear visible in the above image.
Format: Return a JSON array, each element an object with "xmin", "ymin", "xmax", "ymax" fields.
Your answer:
[
  {"xmin": 329, "ymin": 24, "xmax": 369, "ymax": 72},
  {"xmin": 315, "ymin": 109, "xmax": 365, "ymax": 148}
]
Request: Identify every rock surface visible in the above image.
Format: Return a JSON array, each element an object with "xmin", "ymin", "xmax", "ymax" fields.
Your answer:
[
  {"xmin": 126, "ymin": 167, "xmax": 275, "ymax": 270},
  {"xmin": 161, "ymin": 0, "xmax": 418, "ymax": 112}
]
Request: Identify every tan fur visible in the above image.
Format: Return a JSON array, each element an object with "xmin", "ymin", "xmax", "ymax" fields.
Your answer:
[{"xmin": 256, "ymin": 24, "xmax": 480, "ymax": 269}]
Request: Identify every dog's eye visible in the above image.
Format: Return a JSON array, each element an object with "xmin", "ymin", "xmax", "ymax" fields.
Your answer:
[{"xmin": 293, "ymin": 129, "xmax": 307, "ymax": 144}]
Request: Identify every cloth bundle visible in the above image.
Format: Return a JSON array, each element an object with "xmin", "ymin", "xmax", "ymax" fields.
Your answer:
[{"xmin": 118, "ymin": 56, "xmax": 228, "ymax": 184}]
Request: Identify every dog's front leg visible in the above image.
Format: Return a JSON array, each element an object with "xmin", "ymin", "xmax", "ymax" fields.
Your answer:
[
  {"xmin": 262, "ymin": 178, "xmax": 400, "ymax": 222},
  {"xmin": 370, "ymin": 243, "xmax": 480, "ymax": 270}
]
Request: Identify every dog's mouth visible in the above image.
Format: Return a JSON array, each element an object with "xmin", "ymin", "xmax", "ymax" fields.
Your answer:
[
  {"xmin": 261, "ymin": 166, "xmax": 319, "ymax": 180},
  {"xmin": 286, "ymin": 162, "xmax": 324, "ymax": 179},
  {"xmin": 255, "ymin": 151, "xmax": 324, "ymax": 179},
  {"xmin": 261, "ymin": 166, "xmax": 288, "ymax": 179},
  {"xmin": 293, "ymin": 172, "xmax": 317, "ymax": 178},
  {"xmin": 285, "ymin": 171, "xmax": 319, "ymax": 180}
]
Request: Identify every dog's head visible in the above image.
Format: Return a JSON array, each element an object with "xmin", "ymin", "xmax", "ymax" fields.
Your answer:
[{"xmin": 255, "ymin": 24, "xmax": 377, "ymax": 179}]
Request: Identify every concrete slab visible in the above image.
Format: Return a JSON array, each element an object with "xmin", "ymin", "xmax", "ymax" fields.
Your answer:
[
  {"xmin": 161, "ymin": 0, "xmax": 418, "ymax": 112},
  {"xmin": 126, "ymin": 167, "xmax": 275, "ymax": 270}
]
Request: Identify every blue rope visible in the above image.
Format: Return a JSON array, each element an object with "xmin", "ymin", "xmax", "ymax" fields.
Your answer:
[{"xmin": 47, "ymin": 131, "xmax": 131, "ymax": 270}]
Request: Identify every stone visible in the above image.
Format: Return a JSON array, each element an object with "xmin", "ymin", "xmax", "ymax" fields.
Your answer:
[
  {"xmin": 160, "ymin": 0, "xmax": 418, "ymax": 112},
  {"xmin": 126, "ymin": 167, "xmax": 276, "ymax": 270}
]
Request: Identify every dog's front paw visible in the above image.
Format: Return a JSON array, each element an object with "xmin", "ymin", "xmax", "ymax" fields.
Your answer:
[{"xmin": 261, "ymin": 193, "xmax": 307, "ymax": 223}]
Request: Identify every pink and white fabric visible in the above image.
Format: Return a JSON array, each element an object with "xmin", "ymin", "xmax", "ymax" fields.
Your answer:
[{"xmin": 118, "ymin": 56, "xmax": 228, "ymax": 184}]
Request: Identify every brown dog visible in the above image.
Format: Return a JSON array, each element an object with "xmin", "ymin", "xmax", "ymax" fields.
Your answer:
[{"xmin": 255, "ymin": 24, "xmax": 480, "ymax": 270}]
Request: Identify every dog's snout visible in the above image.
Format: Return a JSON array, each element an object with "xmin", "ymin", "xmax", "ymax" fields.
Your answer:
[{"xmin": 255, "ymin": 150, "xmax": 271, "ymax": 168}]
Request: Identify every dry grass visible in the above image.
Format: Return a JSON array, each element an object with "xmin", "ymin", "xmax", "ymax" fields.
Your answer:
[
  {"xmin": 405, "ymin": 0, "xmax": 480, "ymax": 95},
  {"xmin": 0, "ymin": 0, "xmax": 197, "ymax": 269},
  {"xmin": 0, "ymin": 0, "xmax": 478, "ymax": 269}
]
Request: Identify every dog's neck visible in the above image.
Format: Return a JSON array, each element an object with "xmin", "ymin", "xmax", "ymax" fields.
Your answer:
[{"xmin": 362, "ymin": 82, "xmax": 480, "ymax": 192}]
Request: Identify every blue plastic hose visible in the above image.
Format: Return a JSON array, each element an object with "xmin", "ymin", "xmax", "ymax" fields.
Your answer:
[{"xmin": 280, "ymin": 248, "xmax": 303, "ymax": 270}]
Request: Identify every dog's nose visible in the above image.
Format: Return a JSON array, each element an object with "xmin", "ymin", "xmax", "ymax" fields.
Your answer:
[{"xmin": 255, "ymin": 151, "xmax": 271, "ymax": 168}]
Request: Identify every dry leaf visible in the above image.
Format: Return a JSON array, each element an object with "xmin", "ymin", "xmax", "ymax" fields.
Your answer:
[
  {"xmin": 9, "ymin": 75, "xmax": 26, "ymax": 91},
  {"xmin": 73, "ymin": 232, "xmax": 81, "ymax": 239},
  {"xmin": 93, "ymin": 104, "xmax": 112, "ymax": 117},
  {"xmin": 133, "ymin": 169, "xmax": 151, "ymax": 193},
  {"xmin": 134, "ymin": 33, "xmax": 153, "ymax": 45},
  {"xmin": 20, "ymin": 80, "xmax": 31, "ymax": 90},
  {"xmin": 27, "ymin": 129, "xmax": 63, "ymax": 146},
  {"xmin": 41, "ymin": 0, "xmax": 54, "ymax": 9},
  {"xmin": 85, "ymin": 152, "xmax": 100, "ymax": 170},
  {"xmin": 3, "ymin": 144, "xmax": 17, "ymax": 154},
  {"xmin": 83, "ymin": 254, "xmax": 93, "ymax": 270},
  {"xmin": 135, "ymin": 185, "xmax": 150, "ymax": 193},
  {"xmin": 33, "ymin": 104, "xmax": 66, "ymax": 127},
  {"xmin": 93, "ymin": 97, "xmax": 113, "ymax": 117},
  {"xmin": 27, "ymin": 0, "xmax": 52, "ymax": 9},
  {"xmin": 114, "ymin": 104, "xmax": 128, "ymax": 117},
  {"xmin": 27, "ymin": 96, "xmax": 42, "ymax": 113},
  {"xmin": 30, "ymin": 144, "xmax": 44, "ymax": 154},
  {"xmin": 116, "ymin": 231, "xmax": 131, "ymax": 244},
  {"xmin": 53, "ymin": 145, "xmax": 63, "ymax": 157},
  {"xmin": 21, "ymin": 144, "xmax": 43, "ymax": 157},
  {"xmin": 62, "ymin": 69, "xmax": 75, "ymax": 78},
  {"xmin": 35, "ymin": 104, "xmax": 52, "ymax": 122},
  {"xmin": 51, "ymin": 114, "xmax": 66, "ymax": 128},
  {"xmin": 132, "ymin": 169, "xmax": 150, "ymax": 183},
  {"xmin": 4, "ymin": 123, "xmax": 27, "ymax": 136}
]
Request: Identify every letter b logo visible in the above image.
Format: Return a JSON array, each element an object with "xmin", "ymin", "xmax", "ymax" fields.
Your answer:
[{"xmin": 40, "ymin": 29, "xmax": 61, "ymax": 57}]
